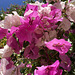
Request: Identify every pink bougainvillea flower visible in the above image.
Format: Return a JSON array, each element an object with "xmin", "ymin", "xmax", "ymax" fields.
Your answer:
[
  {"xmin": 34, "ymin": 26, "xmax": 43, "ymax": 39},
  {"xmin": 53, "ymin": 1, "xmax": 65, "ymax": 11},
  {"xmin": 34, "ymin": 60, "xmax": 63, "ymax": 75},
  {"xmin": 24, "ymin": 45, "xmax": 39, "ymax": 59},
  {"xmin": 68, "ymin": 0, "xmax": 72, "ymax": 3},
  {"xmin": 45, "ymin": 38, "xmax": 72, "ymax": 54},
  {"xmin": 49, "ymin": 9, "xmax": 63, "ymax": 23},
  {"xmin": 16, "ymin": 25, "xmax": 33, "ymax": 43},
  {"xmin": 0, "ymin": 11, "xmax": 21, "ymax": 30},
  {"xmin": 0, "ymin": 58, "xmax": 25, "ymax": 75},
  {"xmin": 7, "ymin": 36, "xmax": 22, "ymax": 54},
  {"xmin": 40, "ymin": 17, "xmax": 57, "ymax": 30},
  {"xmin": 66, "ymin": 3, "xmax": 75, "ymax": 22},
  {"xmin": 5, "ymin": 57, "xmax": 14, "ymax": 69},
  {"xmin": 0, "ymin": 20, "xmax": 4, "ymax": 28},
  {"xmin": 24, "ymin": 9, "xmax": 33, "ymax": 18},
  {"xmin": 48, "ymin": 30, "xmax": 57, "ymax": 40},
  {"xmin": 41, "ymin": 3, "xmax": 48, "ymax": 7},
  {"xmin": 26, "ymin": 64, "xmax": 32, "ymax": 68},
  {"xmin": 0, "ymin": 27, "xmax": 8, "ymax": 39},
  {"xmin": 10, "ymin": 26, "xmax": 19, "ymax": 34},
  {"xmin": 39, "ymin": 7, "xmax": 63, "ymax": 30},
  {"xmin": 6, "ymin": 26, "xmax": 19, "ymax": 39},
  {"xmin": 16, "ymin": 11, "xmax": 40, "ymax": 43},
  {"xmin": 0, "ymin": 58, "xmax": 16, "ymax": 75},
  {"xmin": 0, "ymin": 44, "xmax": 13, "ymax": 58},
  {"xmin": 59, "ymin": 54, "xmax": 71, "ymax": 71},
  {"xmin": 58, "ymin": 17, "xmax": 71, "ymax": 31},
  {"xmin": 24, "ymin": 4, "xmax": 38, "ymax": 14},
  {"xmin": 29, "ymin": 1, "xmax": 44, "ymax": 10}
]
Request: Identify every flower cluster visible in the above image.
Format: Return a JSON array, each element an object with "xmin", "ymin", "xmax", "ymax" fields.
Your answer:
[{"xmin": 0, "ymin": 0, "xmax": 75, "ymax": 75}]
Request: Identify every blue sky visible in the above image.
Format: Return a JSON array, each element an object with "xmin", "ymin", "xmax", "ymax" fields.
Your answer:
[{"xmin": 0, "ymin": 0, "xmax": 25, "ymax": 11}]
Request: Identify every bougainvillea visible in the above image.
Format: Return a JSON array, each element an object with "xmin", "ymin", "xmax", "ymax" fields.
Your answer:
[{"xmin": 0, "ymin": 0, "xmax": 75, "ymax": 75}]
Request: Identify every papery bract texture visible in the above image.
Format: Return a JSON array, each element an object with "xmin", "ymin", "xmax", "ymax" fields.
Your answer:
[
  {"xmin": 66, "ymin": 3, "xmax": 75, "ymax": 22},
  {"xmin": 0, "ymin": 20, "xmax": 4, "ymax": 28},
  {"xmin": 58, "ymin": 17, "xmax": 71, "ymax": 31},
  {"xmin": 53, "ymin": 1, "xmax": 65, "ymax": 11},
  {"xmin": 4, "ymin": 11, "xmax": 21, "ymax": 29},
  {"xmin": 0, "ymin": 27, "xmax": 8, "ymax": 39},
  {"xmin": 59, "ymin": 54, "xmax": 71, "ymax": 71},
  {"xmin": 16, "ymin": 9, "xmax": 40, "ymax": 43},
  {"xmin": 7, "ymin": 36, "xmax": 22, "ymax": 54},
  {"xmin": 24, "ymin": 45, "xmax": 39, "ymax": 59},
  {"xmin": 45, "ymin": 38, "xmax": 72, "ymax": 54},
  {"xmin": 0, "ymin": 58, "xmax": 25, "ymax": 75},
  {"xmin": 5, "ymin": 57, "xmax": 14, "ymax": 69},
  {"xmin": 24, "ymin": 4, "xmax": 38, "ymax": 13},
  {"xmin": 0, "ymin": 44, "xmax": 13, "ymax": 58},
  {"xmin": 34, "ymin": 60, "xmax": 63, "ymax": 75}
]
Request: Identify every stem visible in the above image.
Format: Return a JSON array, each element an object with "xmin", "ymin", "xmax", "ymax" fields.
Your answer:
[
  {"xmin": 16, "ymin": 66, "xmax": 18, "ymax": 75},
  {"xmin": 52, "ymin": 52, "xmax": 58, "ymax": 58},
  {"xmin": 44, "ymin": 47, "xmax": 50, "ymax": 63}
]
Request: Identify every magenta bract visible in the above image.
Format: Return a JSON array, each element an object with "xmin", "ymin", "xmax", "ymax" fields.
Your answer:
[
  {"xmin": 59, "ymin": 54, "xmax": 71, "ymax": 71},
  {"xmin": 45, "ymin": 38, "xmax": 72, "ymax": 54},
  {"xmin": 0, "ymin": 27, "xmax": 8, "ymax": 39},
  {"xmin": 34, "ymin": 60, "xmax": 63, "ymax": 75}
]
